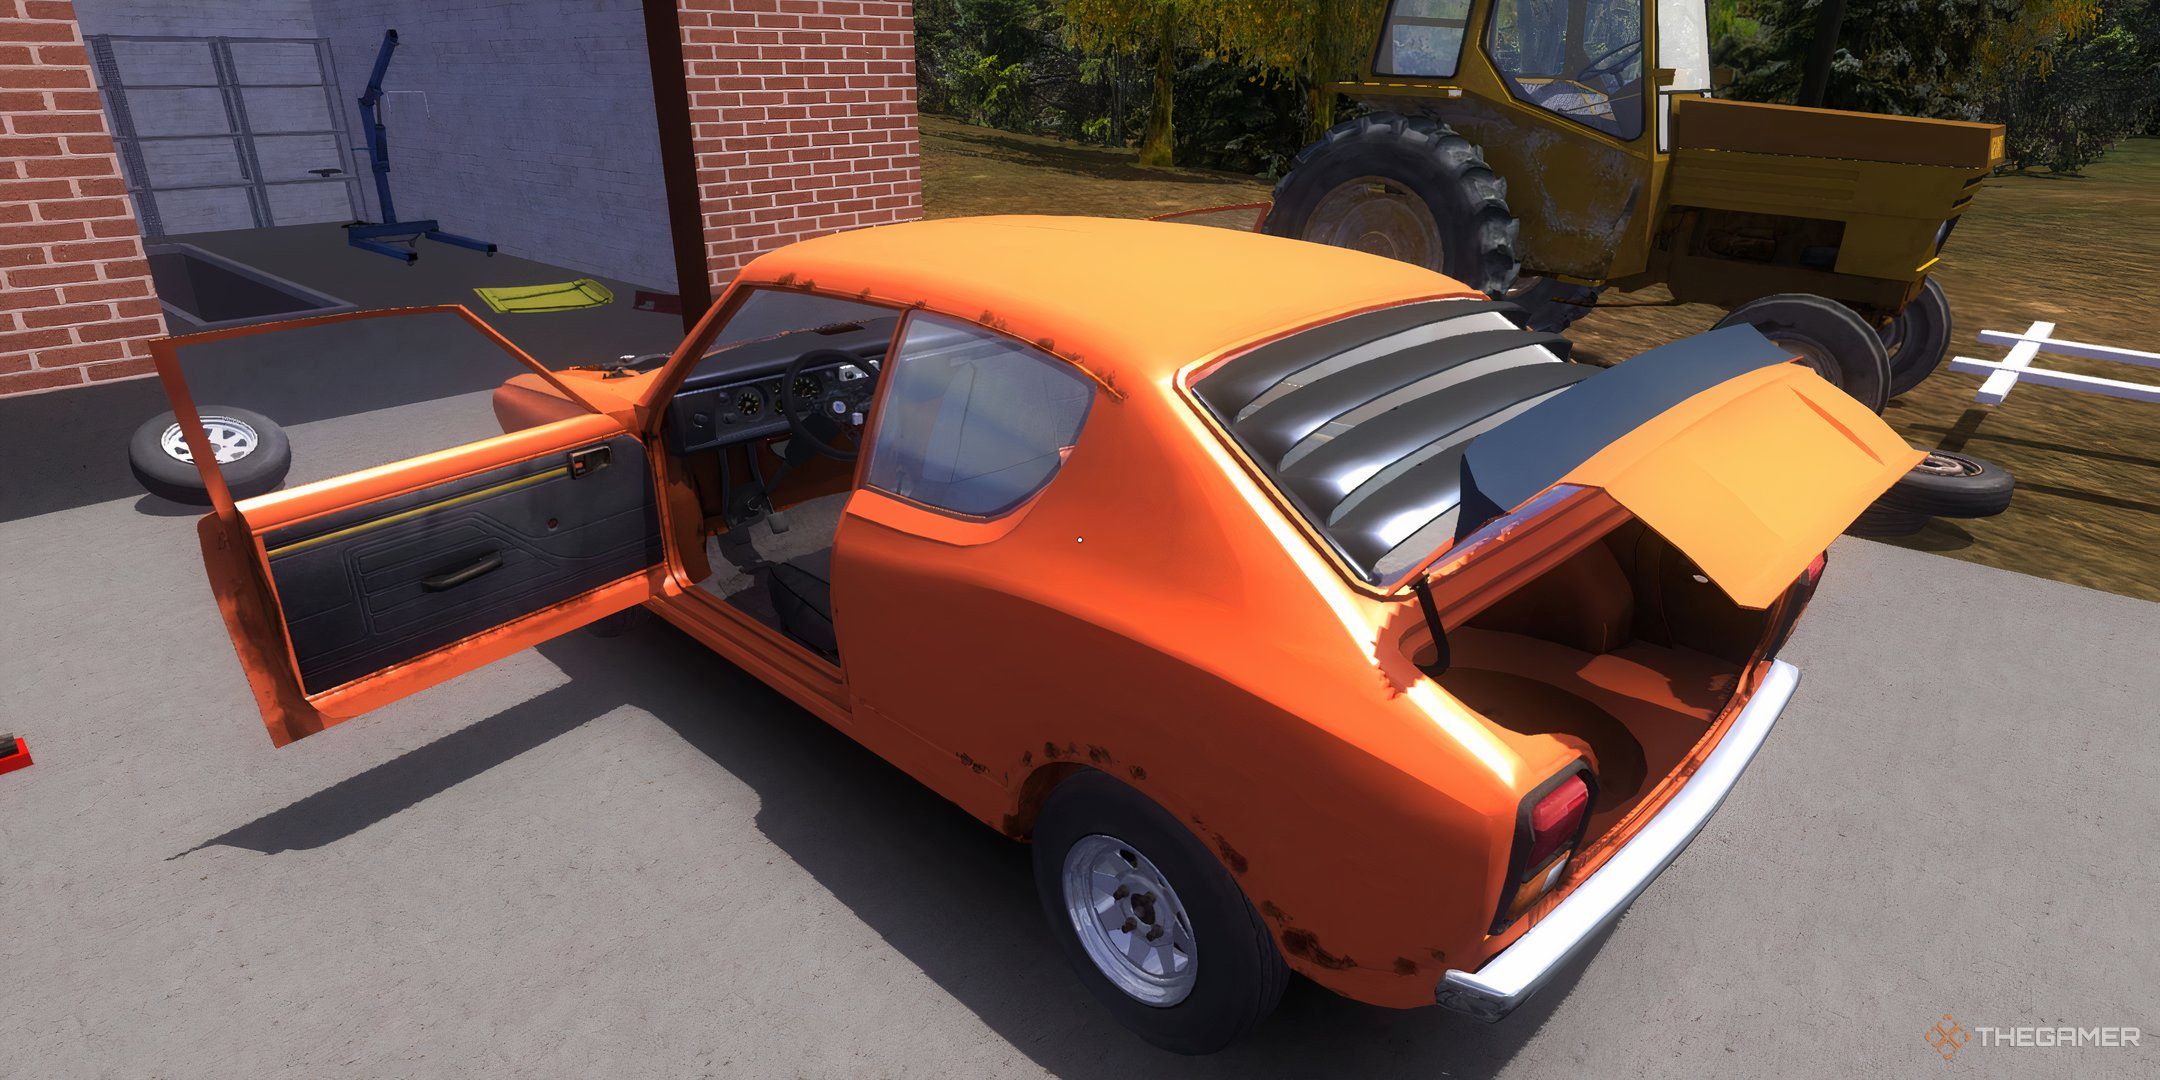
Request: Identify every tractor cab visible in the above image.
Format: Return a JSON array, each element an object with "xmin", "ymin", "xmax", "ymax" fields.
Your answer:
[{"xmin": 1272, "ymin": 0, "xmax": 2003, "ymax": 413}]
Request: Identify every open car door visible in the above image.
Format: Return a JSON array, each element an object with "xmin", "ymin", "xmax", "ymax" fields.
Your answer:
[{"xmin": 154, "ymin": 306, "xmax": 670, "ymax": 746}]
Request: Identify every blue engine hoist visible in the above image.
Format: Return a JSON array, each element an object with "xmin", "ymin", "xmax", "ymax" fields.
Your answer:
[{"xmin": 346, "ymin": 29, "xmax": 496, "ymax": 264}]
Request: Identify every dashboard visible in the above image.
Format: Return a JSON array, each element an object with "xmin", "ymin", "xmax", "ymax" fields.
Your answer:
[{"xmin": 666, "ymin": 317, "xmax": 898, "ymax": 455}]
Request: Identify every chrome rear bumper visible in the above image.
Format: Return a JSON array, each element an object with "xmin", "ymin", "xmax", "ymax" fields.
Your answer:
[{"xmin": 1435, "ymin": 660, "xmax": 1800, "ymax": 1022}]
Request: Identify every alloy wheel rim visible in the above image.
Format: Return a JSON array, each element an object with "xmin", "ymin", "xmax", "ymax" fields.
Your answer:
[
  {"xmin": 1309, "ymin": 176, "xmax": 1443, "ymax": 270},
  {"xmin": 1062, "ymin": 834, "xmax": 1199, "ymax": 1006},
  {"xmin": 161, "ymin": 416, "xmax": 258, "ymax": 464}
]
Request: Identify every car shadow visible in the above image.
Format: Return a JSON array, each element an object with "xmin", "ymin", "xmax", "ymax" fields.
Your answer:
[{"xmin": 179, "ymin": 617, "xmax": 1596, "ymax": 1076}]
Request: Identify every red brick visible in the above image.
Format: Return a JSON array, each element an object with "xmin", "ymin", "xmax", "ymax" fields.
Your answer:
[
  {"xmin": 0, "ymin": 71, "xmax": 80, "ymax": 95},
  {"xmin": 113, "ymin": 297, "xmax": 159, "ymax": 317},
  {"xmin": 23, "ymin": 157, "xmax": 111, "ymax": 178},
  {"xmin": 0, "ymin": 365, "xmax": 84, "ymax": 395},
  {"xmin": 98, "ymin": 256, "xmax": 148, "ymax": 278},
  {"xmin": 73, "ymin": 177, "xmax": 123, "ymax": 196},
  {"xmin": 84, "ymin": 355, "xmax": 154, "ymax": 381},
  {"xmin": 0, "ymin": 354, "xmax": 29, "ymax": 377},
  {"xmin": 0, "ymin": 44, "xmax": 32, "ymax": 64},
  {"xmin": 0, "ymin": 179, "xmax": 72, "ymax": 201},
  {"xmin": 34, "ymin": 196, "xmax": 125, "ymax": 220},
  {"xmin": 48, "ymin": 238, "xmax": 134, "ymax": 261},
  {"xmin": 0, "ymin": 18, "xmax": 75, "ymax": 42},
  {"xmin": 57, "ymin": 278, "xmax": 145, "ymax": 302},
  {"xmin": 48, "ymin": 90, "xmax": 99, "ymax": 111},
  {"xmin": 21, "ymin": 301, "xmax": 110, "ymax": 327},
  {"xmin": 0, "ymin": 220, "xmax": 85, "ymax": 245},
  {"xmin": 76, "ymin": 315, "xmax": 162, "ymax": 342},
  {"xmin": 0, "ymin": 326, "xmax": 69, "ymax": 352},
  {"xmin": 29, "ymin": 338, "xmax": 122, "ymax": 367},
  {"xmin": 23, "ymin": 2, "xmax": 79, "ymax": 21},
  {"xmin": 89, "ymin": 217, "xmax": 141, "ymax": 238},
  {"xmin": 0, "ymin": 91, "xmax": 48, "ymax": 111},
  {"xmin": 0, "ymin": 286, "xmax": 59, "ymax": 309},
  {"xmin": 0, "ymin": 202, "xmax": 26, "ymax": 224},
  {"xmin": 8, "ymin": 112, "xmax": 103, "ymax": 136},
  {"xmin": 0, "ymin": 245, "xmax": 47, "ymax": 268},
  {"xmin": 35, "ymin": 43, "xmax": 86, "ymax": 66},
  {"xmin": 6, "ymin": 262, "xmax": 94, "ymax": 286},
  {"xmin": 0, "ymin": 135, "xmax": 64, "ymax": 157},
  {"xmin": 61, "ymin": 134, "xmax": 112, "ymax": 155}
]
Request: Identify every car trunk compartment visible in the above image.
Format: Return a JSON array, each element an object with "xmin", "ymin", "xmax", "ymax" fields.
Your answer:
[{"xmin": 1421, "ymin": 517, "xmax": 1777, "ymax": 843}]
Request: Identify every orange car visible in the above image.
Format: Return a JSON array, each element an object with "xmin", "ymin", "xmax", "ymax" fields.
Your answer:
[{"xmin": 161, "ymin": 217, "xmax": 1917, "ymax": 1054}]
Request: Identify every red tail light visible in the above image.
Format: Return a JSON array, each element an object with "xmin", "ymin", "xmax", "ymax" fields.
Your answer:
[
  {"xmin": 1803, "ymin": 551, "xmax": 1828, "ymax": 587},
  {"xmin": 1526, "ymin": 775, "xmax": 1590, "ymax": 869},
  {"xmin": 1494, "ymin": 769, "xmax": 1596, "ymax": 932}
]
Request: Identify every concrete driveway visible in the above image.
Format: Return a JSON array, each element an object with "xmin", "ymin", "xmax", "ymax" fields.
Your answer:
[{"xmin": 1, "ymin": 391, "xmax": 2154, "ymax": 1078}]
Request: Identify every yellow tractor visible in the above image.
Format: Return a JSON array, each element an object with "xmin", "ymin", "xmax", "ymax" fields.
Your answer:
[{"xmin": 1264, "ymin": 0, "xmax": 2005, "ymax": 411}]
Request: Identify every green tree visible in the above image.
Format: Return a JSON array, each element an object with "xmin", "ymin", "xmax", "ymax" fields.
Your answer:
[{"xmin": 1062, "ymin": 0, "xmax": 1196, "ymax": 165}]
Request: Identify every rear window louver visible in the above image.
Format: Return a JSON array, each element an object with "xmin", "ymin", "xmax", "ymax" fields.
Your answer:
[{"xmin": 1193, "ymin": 299, "xmax": 1593, "ymax": 583}]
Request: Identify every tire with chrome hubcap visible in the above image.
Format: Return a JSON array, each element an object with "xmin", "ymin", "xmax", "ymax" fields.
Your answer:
[
  {"xmin": 128, "ymin": 406, "xmax": 291, "ymax": 505},
  {"xmin": 1033, "ymin": 771, "xmax": 1286, "ymax": 1054}
]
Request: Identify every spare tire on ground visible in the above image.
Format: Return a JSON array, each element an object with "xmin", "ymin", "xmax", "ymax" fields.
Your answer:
[
  {"xmin": 128, "ymin": 406, "xmax": 292, "ymax": 505},
  {"xmin": 1844, "ymin": 449, "xmax": 2013, "ymax": 537}
]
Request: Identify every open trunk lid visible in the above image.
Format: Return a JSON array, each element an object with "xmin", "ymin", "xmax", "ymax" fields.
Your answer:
[{"xmin": 1450, "ymin": 325, "xmax": 1922, "ymax": 608}]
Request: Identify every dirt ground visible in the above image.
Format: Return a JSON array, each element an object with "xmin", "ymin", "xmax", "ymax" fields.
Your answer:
[{"xmin": 920, "ymin": 117, "xmax": 2160, "ymax": 601}]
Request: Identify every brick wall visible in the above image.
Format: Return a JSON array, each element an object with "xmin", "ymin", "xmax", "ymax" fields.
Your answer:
[
  {"xmin": 677, "ymin": 0, "xmax": 922, "ymax": 286},
  {"xmin": 0, "ymin": 0, "xmax": 165, "ymax": 396}
]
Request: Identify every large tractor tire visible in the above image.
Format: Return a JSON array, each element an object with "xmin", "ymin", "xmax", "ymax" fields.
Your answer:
[
  {"xmin": 1265, "ymin": 113, "xmax": 1521, "ymax": 298},
  {"xmin": 1714, "ymin": 293, "xmax": 1893, "ymax": 413},
  {"xmin": 1879, "ymin": 277, "xmax": 1954, "ymax": 398}
]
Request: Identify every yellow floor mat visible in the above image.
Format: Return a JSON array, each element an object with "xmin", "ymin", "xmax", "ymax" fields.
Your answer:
[{"xmin": 473, "ymin": 278, "xmax": 614, "ymax": 313}]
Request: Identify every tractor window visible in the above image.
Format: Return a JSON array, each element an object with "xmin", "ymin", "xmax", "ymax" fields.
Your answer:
[
  {"xmin": 1656, "ymin": 0, "xmax": 1713, "ymax": 149},
  {"xmin": 1486, "ymin": 0, "xmax": 1646, "ymax": 141},
  {"xmin": 1376, "ymin": 0, "xmax": 1474, "ymax": 78}
]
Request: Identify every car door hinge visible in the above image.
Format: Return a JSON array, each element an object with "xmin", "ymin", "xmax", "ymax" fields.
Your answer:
[{"xmin": 568, "ymin": 445, "xmax": 612, "ymax": 478}]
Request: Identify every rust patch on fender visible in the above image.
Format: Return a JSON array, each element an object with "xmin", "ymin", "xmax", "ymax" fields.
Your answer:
[
  {"xmin": 1085, "ymin": 744, "xmax": 1113, "ymax": 765},
  {"xmin": 1392, "ymin": 956, "xmax": 1419, "ymax": 976},
  {"xmin": 1041, "ymin": 741, "xmax": 1062, "ymax": 759},
  {"xmin": 1279, "ymin": 928, "xmax": 1357, "ymax": 971},
  {"xmin": 1211, "ymin": 835, "xmax": 1248, "ymax": 875},
  {"xmin": 1020, "ymin": 750, "xmax": 1034, "ymax": 768},
  {"xmin": 1127, "ymin": 765, "xmax": 1147, "ymax": 781},
  {"xmin": 955, "ymin": 752, "xmax": 988, "ymax": 776},
  {"xmin": 1260, "ymin": 901, "xmax": 1291, "ymax": 925}
]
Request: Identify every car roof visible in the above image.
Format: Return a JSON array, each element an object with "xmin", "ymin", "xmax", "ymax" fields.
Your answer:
[{"xmin": 734, "ymin": 216, "xmax": 1479, "ymax": 388}]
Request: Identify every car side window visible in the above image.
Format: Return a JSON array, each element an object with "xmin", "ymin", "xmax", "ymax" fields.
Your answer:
[
  {"xmin": 1376, "ymin": 0, "xmax": 1474, "ymax": 78},
  {"xmin": 863, "ymin": 314, "xmax": 1094, "ymax": 518}
]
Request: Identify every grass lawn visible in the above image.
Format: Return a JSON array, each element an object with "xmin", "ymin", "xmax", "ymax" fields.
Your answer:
[{"xmin": 920, "ymin": 115, "xmax": 2160, "ymax": 601}]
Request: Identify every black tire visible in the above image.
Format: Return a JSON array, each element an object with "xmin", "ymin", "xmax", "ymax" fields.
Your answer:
[
  {"xmin": 1880, "ymin": 278, "xmax": 1953, "ymax": 397},
  {"xmin": 1875, "ymin": 449, "xmax": 2014, "ymax": 518},
  {"xmin": 1266, "ymin": 112, "xmax": 1521, "ymax": 297},
  {"xmin": 1033, "ymin": 771, "xmax": 1287, "ymax": 1055},
  {"xmin": 1507, "ymin": 276, "xmax": 1603, "ymax": 332},
  {"xmin": 1714, "ymin": 293, "xmax": 1892, "ymax": 413},
  {"xmin": 127, "ymin": 406, "xmax": 291, "ymax": 505}
]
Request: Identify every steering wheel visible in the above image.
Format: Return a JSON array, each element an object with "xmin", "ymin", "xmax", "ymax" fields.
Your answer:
[
  {"xmin": 779, "ymin": 347, "xmax": 878, "ymax": 462},
  {"xmin": 1577, "ymin": 39, "xmax": 1643, "ymax": 83}
]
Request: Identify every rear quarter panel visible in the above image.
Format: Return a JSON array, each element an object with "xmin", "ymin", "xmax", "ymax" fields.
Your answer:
[{"xmin": 833, "ymin": 380, "xmax": 1550, "ymax": 1006}]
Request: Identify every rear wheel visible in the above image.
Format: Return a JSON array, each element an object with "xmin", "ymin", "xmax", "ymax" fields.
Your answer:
[
  {"xmin": 1880, "ymin": 278, "xmax": 1953, "ymax": 397},
  {"xmin": 1715, "ymin": 293, "xmax": 1892, "ymax": 413},
  {"xmin": 1033, "ymin": 771, "xmax": 1286, "ymax": 1055},
  {"xmin": 1266, "ymin": 112, "xmax": 1521, "ymax": 297}
]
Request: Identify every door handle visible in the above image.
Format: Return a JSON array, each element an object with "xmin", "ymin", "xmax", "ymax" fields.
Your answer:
[{"xmin": 422, "ymin": 551, "xmax": 504, "ymax": 591}]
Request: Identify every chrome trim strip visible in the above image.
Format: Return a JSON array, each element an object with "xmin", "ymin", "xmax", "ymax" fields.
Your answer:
[{"xmin": 1436, "ymin": 659, "xmax": 1801, "ymax": 1022}]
